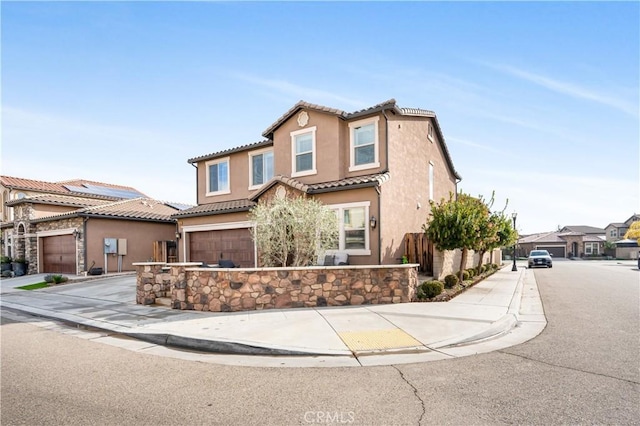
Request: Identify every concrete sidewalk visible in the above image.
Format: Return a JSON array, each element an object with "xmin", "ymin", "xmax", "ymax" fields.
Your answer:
[{"xmin": 0, "ymin": 264, "xmax": 546, "ymax": 367}]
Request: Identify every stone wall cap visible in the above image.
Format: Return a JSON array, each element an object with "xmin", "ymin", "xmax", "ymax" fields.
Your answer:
[{"xmin": 183, "ymin": 264, "xmax": 419, "ymax": 272}]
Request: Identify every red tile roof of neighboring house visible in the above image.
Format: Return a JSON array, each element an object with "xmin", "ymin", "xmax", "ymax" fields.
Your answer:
[
  {"xmin": 1, "ymin": 175, "xmax": 147, "ymax": 199},
  {"xmin": 5, "ymin": 194, "xmax": 111, "ymax": 208}
]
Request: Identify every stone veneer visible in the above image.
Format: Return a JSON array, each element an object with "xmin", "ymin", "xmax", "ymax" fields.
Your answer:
[{"xmin": 134, "ymin": 262, "xmax": 419, "ymax": 312}]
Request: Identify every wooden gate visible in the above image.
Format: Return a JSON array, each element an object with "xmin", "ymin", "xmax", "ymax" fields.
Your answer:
[{"xmin": 404, "ymin": 233, "xmax": 433, "ymax": 274}]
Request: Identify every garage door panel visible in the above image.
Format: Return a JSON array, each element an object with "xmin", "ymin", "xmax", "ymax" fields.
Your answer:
[
  {"xmin": 189, "ymin": 229, "xmax": 255, "ymax": 267},
  {"xmin": 536, "ymin": 246, "xmax": 565, "ymax": 258},
  {"xmin": 42, "ymin": 235, "xmax": 76, "ymax": 274}
]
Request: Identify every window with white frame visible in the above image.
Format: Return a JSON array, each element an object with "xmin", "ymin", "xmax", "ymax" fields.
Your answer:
[
  {"xmin": 291, "ymin": 127, "xmax": 316, "ymax": 177},
  {"xmin": 349, "ymin": 117, "xmax": 379, "ymax": 171},
  {"xmin": 610, "ymin": 229, "xmax": 617, "ymax": 237},
  {"xmin": 328, "ymin": 202, "xmax": 370, "ymax": 255},
  {"xmin": 206, "ymin": 157, "xmax": 230, "ymax": 195},
  {"xmin": 585, "ymin": 242, "xmax": 599, "ymax": 255},
  {"xmin": 428, "ymin": 161, "xmax": 434, "ymax": 201},
  {"xmin": 619, "ymin": 228, "xmax": 627, "ymax": 237},
  {"xmin": 249, "ymin": 149, "xmax": 274, "ymax": 189},
  {"xmin": 428, "ymin": 122, "xmax": 434, "ymax": 142}
]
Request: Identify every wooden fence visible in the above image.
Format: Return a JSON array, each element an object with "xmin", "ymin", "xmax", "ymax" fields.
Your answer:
[{"xmin": 404, "ymin": 233, "xmax": 433, "ymax": 275}]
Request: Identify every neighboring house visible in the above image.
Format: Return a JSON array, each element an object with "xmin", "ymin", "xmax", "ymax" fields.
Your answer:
[
  {"xmin": 604, "ymin": 214, "xmax": 640, "ymax": 242},
  {"xmin": 174, "ymin": 99, "xmax": 461, "ymax": 269},
  {"xmin": 1, "ymin": 176, "xmax": 186, "ymax": 275},
  {"xmin": 517, "ymin": 231, "xmax": 604, "ymax": 258}
]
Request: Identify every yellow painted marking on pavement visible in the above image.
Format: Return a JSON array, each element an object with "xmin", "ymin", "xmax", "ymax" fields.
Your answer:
[{"xmin": 338, "ymin": 329, "xmax": 422, "ymax": 352}]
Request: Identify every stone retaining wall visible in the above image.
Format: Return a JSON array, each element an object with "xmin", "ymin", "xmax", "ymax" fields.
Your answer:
[{"xmin": 134, "ymin": 263, "xmax": 418, "ymax": 312}]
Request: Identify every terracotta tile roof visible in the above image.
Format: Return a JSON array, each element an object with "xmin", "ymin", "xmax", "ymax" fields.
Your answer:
[
  {"xmin": 1, "ymin": 175, "xmax": 146, "ymax": 199},
  {"xmin": 1, "ymin": 176, "xmax": 69, "ymax": 193},
  {"xmin": 32, "ymin": 198, "xmax": 178, "ymax": 223},
  {"xmin": 187, "ymin": 140, "xmax": 273, "ymax": 164},
  {"xmin": 560, "ymin": 225, "xmax": 605, "ymax": 234},
  {"xmin": 5, "ymin": 194, "xmax": 112, "ymax": 208},
  {"xmin": 262, "ymin": 99, "xmax": 398, "ymax": 138},
  {"xmin": 171, "ymin": 199, "xmax": 256, "ymax": 218},
  {"xmin": 519, "ymin": 231, "xmax": 605, "ymax": 244},
  {"xmin": 519, "ymin": 232, "xmax": 566, "ymax": 244},
  {"xmin": 248, "ymin": 172, "xmax": 390, "ymax": 202}
]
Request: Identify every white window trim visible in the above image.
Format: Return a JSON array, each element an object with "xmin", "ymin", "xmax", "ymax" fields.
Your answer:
[
  {"xmin": 349, "ymin": 116, "xmax": 380, "ymax": 172},
  {"xmin": 427, "ymin": 122, "xmax": 434, "ymax": 142},
  {"xmin": 205, "ymin": 157, "xmax": 231, "ymax": 196},
  {"xmin": 291, "ymin": 126, "xmax": 317, "ymax": 177},
  {"xmin": 248, "ymin": 147, "xmax": 274, "ymax": 190},
  {"xmin": 325, "ymin": 201, "xmax": 371, "ymax": 256}
]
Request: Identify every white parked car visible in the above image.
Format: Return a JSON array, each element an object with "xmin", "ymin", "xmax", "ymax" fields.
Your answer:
[{"xmin": 528, "ymin": 250, "xmax": 553, "ymax": 268}]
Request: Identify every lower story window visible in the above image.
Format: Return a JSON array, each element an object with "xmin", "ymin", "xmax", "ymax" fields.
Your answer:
[
  {"xmin": 328, "ymin": 202, "xmax": 371, "ymax": 255},
  {"xmin": 585, "ymin": 243, "xmax": 599, "ymax": 255}
]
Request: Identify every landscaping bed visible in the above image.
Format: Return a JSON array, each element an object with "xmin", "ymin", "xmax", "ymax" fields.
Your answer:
[{"xmin": 416, "ymin": 263, "xmax": 503, "ymax": 302}]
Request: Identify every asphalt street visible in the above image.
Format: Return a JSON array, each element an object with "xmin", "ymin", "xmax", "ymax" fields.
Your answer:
[{"xmin": 1, "ymin": 260, "xmax": 638, "ymax": 425}]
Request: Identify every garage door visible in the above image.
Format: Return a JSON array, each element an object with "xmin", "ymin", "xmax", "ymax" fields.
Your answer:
[
  {"xmin": 189, "ymin": 229, "xmax": 255, "ymax": 268},
  {"xmin": 42, "ymin": 235, "xmax": 76, "ymax": 274},
  {"xmin": 536, "ymin": 246, "xmax": 565, "ymax": 258}
]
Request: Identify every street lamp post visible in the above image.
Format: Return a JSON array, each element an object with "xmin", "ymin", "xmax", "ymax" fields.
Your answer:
[{"xmin": 512, "ymin": 212, "xmax": 518, "ymax": 271}]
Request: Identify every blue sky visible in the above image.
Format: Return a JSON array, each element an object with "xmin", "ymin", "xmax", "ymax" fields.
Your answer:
[{"xmin": 2, "ymin": 1, "xmax": 638, "ymax": 234}]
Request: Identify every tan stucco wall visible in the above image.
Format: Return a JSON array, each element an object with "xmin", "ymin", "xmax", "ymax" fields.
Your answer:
[
  {"xmin": 32, "ymin": 204, "xmax": 78, "ymax": 219},
  {"xmin": 271, "ymin": 109, "xmax": 344, "ymax": 183},
  {"xmin": 86, "ymin": 218, "xmax": 175, "ymax": 273},
  {"xmin": 381, "ymin": 116, "xmax": 457, "ymax": 263}
]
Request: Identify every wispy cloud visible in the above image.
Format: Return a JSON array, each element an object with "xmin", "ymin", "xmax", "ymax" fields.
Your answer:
[
  {"xmin": 230, "ymin": 73, "xmax": 366, "ymax": 109},
  {"xmin": 483, "ymin": 63, "xmax": 639, "ymax": 117},
  {"xmin": 446, "ymin": 136, "xmax": 508, "ymax": 156}
]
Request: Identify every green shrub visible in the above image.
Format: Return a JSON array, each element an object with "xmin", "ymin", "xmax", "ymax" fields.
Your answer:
[
  {"xmin": 466, "ymin": 268, "xmax": 476, "ymax": 278},
  {"xmin": 0, "ymin": 256, "xmax": 11, "ymax": 263},
  {"xmin": 44, "ymin": 274, "xmax": 55, "ymax": 283},
  {"xmin": 491, "ymin": 263, "xmax": 499, "ymax": 270},
  {"xmin": 444, "ymin": 274, "xmax": 459, "ymax": 289},
  {"xmin": 52, "ymin": 274, "xmax": 65, "ymax": 284},
  {"xmin": 481, "ymin": 264, "xmax": 488, "ymax": 273},
  {"xmin": 418, "ymin": 280, "xmax": 444, "ymax": 299},
  {"xmin": 462, "ymin": 270, "xmax": 470, "ymax": 280}
]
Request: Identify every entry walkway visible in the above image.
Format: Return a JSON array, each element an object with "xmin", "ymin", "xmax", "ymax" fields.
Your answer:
[{"xmin": 0, "ymin": 264, "xmax": 546, "ymax": 367}]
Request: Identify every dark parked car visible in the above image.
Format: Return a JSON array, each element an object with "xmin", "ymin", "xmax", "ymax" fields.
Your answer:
[{"xmin": 528, "ymin": 250, "xmax": 553, "ymax": 268}]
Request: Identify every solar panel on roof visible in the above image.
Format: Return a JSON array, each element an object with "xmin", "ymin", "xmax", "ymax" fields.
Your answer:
[
  {"xmin": 166, "ymin": 202, "xmax": 193, "ymax": 211},
  {"xmin": 63, "ymin": 184, "xmax": 143, "ymax": 199}
]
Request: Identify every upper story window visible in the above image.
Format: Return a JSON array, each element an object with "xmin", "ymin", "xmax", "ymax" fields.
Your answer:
[
  {"xmin": 206, "ymin": 157, "xmax": 230, "ymax": 196},
  {"xmin": 349, "ymin": 117, "xmax": 380, "ymax": 172},
  {"xmin": 249, "ymin": 149, "xmax": 274, "ymax": 189},
  {"xmin": 291, "ymin": 126, "xmax": 317, "ymax": 177},
  {"xmin": 610, "ymin": 229, "xmax": 617, "ymax": 237},
  {"xmin": 427, "ymin": 122, "xmax": 435, "ymax": 142}
]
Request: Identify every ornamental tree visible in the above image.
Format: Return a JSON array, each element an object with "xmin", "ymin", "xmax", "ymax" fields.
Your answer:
[
  {"xmin": 423, "ymin": 193, "xmax": 489, "ymax": 282},
  {"xmin": 424, "ymin": 191, "xmax": 516, "ymax": 281},
  {"xmin": 471, "ymin": 193, "xmax": 518, "ymax": 273},
  {"xmin": 249, "ymin": 196, "xmax": 338, "ymax": 267},
  {"xmin": 624, "ymin": 221, "xmax": 640, "ymax": 242}
]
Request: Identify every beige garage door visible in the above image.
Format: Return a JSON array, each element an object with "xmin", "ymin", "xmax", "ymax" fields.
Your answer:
[
  {"xmin": 189, "ymin": 229, "xmax": 255, "ymax": 268},
  {"xmin": 42, "ymin": 235, "xmax": 76, "ymax": 274}
]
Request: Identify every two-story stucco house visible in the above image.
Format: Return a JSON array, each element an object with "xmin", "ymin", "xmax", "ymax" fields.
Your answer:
[
  {"xmin": 604, "ymin": 214, "xmax": 640, "ymax": 242},
  {"xmin": 173, "ymin": 99, "xmax": 461, "ymax": 270}
]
